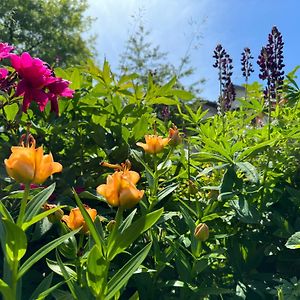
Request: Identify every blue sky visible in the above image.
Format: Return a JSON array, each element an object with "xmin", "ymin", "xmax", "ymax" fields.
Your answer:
[{"xmin": 87, "ymin": 0, "xmax": 299, "ymax": 101}]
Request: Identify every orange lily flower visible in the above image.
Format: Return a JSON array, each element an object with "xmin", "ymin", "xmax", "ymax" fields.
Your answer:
[
  {"xmin": 4, "ymin": 135, "xmax": 62, "ymax": 184},
  {"xmin": 62, "ymin": 206, "xmax": 97, "ymax": 233},
  {"xmin": 136, "ymin": 134, "xmax": 170, "ymax": 154},
  {"xmin": 97, "ymin": 161, "xmax": 144, "ymax": 209}
]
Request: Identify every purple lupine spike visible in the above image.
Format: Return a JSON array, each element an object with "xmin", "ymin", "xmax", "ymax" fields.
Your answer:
[
  {"xmin": 241, "ymin": 47, "xmax": 254, "ymax": 81},
  {"xmin": 257, "ymin": 26, "xmax": 285, "ymax": 103},
  {"xmin": 213, "ymin": 44, "xmax": 235, "ymax": 113}
]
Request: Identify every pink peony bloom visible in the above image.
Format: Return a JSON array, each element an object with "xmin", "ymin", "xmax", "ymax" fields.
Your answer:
[
  {"xmin": 46, "ymin": 78, "xmax": 74, "ymax": 114},
  {"xmin": 10, "ymin": 52, "xmax": 56, "ymax": 112},
  {"xmin": 0, "ymin": 68, "xmax": 8, "ymax": 79},
  {"xmin": 0, "ymin": 42, "xmax": 14, "ymax": 60}
]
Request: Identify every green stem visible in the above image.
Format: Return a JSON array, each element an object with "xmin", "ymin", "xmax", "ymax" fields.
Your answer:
[
  {"xmin": 11, "ymin": 259, "xmax": 19, "ymax": 300},
  {"xmin": 16, "ymin": 184, "xmax": 30, "ymax": 227},
  {"xmin": 148, "ymin": 155, "xmax": 159, "ymax": 211},
  {"xmin": 76, "ymin": 234, "xmax": 84, "ymax": 285},
  {"xmin": 194, "ymin": 241, "xmax": 202, "ymax": 258},
  {"xmin": 107, "ymin": 207, "xmax": 124, "ymax": 257}
]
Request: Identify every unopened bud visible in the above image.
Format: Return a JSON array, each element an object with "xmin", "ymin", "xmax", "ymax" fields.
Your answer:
[
  {"xmin": 194, "ymin": 223, "xmax": 209, "ymax": 241},
  {"xmin": 43, "ymin": 203, "xmax": 64, "ymax": 223},
  {"xmin": 168, "ymin": 125, "xmax": 182, "ymax": 146},
  {"xmin": 106, "ymin": 220, "xmax": 116, "ymax": 232},
  {"xmin": 188, "ymin": 180, "xmax": 198, "ymax": 195}
]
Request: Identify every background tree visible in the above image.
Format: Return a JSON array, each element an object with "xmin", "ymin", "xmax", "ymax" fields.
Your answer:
[
  {"xmin": 0, "ymin": 0, "xmax": 95, "ymax": 66},
  {"xmin": 119, "ymin": 20, "xmax": 205, "ymax": 96}
]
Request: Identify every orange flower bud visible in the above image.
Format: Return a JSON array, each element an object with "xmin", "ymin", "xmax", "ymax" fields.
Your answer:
[
  {"xmin": 97, "ymin": 161, "xmax": 144, "ymax": 209},
  {"xmin": 4, "ymin": 135, "xmax": 62, "ymax": 184},
  {"xmin": 136, "ymin": 134, "xmax": 170, "ymax": 154},
  {"xmin": 62, "ymin": 206, "xmax": 97, "ymax": 233},
  {"xmin": 194, "ymin": 223, "xmax": 209, "ymax": 241},
  {"xmin": 168, "ymin": 125, "xmax": 182, "ymax": 146},
  {"xmin": 43, "ymin": 203, "xmax": 64, "ymax": 223}
]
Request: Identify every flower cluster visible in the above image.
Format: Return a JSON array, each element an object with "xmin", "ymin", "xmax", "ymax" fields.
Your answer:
[
  {"xmin": 241, "ymin": 47, "xmax": 254, "ymax": 82},
  {"xmin": 4, "ymin": 134, "xmax": 62, "ymax": 184},
  {"xmin": 97, "ymin": 160, "xmax": 144, "ymax": 209},
  {"xmin": 0, "ymin": 41, "xmax": 74, "ymax": 114},
  {"xmin": 0, "ymin": 42, "xmax": 13, "ymax": 60},
  {"xmin": 62, "ymin": 206, "xmax": 97, "ymax": 233},
  {"xmin": 10, "ymin": 52, "xmax": 74, "ymax": 113},
  {"xmin": 257, "ymin": 26, "xmax": 285, "ymax": 101},
  {"xmin": 213, "ymin": 44, "xmax": 235, "ymax": 112}
]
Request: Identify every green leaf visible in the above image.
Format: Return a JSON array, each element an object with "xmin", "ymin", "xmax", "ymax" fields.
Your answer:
[
  {"xmin": 133, "ymin": 115, "xmax": 149, "ymax": 140},
  {"xmin": 73, "ymin": 190, "xmax": 103, "ymax": 250},
  {"xmin": 69, "ymin": 68, "xmax": 82, "ymax": 90},
  {"xmin": 18, "ymin": 228, "xmax": 80, "ymax": 278},
  {"xmin": 119, "ymin": 209, "xmax": 137, "ymax": 233},
  {"xmin": 52, "ymin": 289, "xmax": 74, "ymax": 300},
  {"xmin": 285, "ymin": 232, "xmax": 300, "ymax": 249},
  {"xmin": 4, "ymin": 103, "xmax": 19, "ymax": 121},
  {"xmin": 2, "ymin": 219, "xmax": 27, "ymax": 263},
  {"xmin": 237, "ymin": 139, "xmax": 275, "ymax": 161},
  {"xmin": 235, "ymin": 162, "xmax": 259, "ymax": 183},
  {"xmin": 157, "ymin": 183, "xmax": 179, "ymax": 202},
  {"xmin": 105, "ymin": 242, "xmax": 152, "ymax": 300},
  {"xmin": 229, "ymin": 198, "xmax": 260, "ymax": 224},
  {"xmin": 107, "ymin": 208, "xmax": 163, "ymax": 260},
  {"xmin": 103, "ymin": 60, "xmax": 111, "ymax": 85},
  {"xmin": 87, "ymin": 245, "xmax": 109, "ymax": 297},
  {"xmin": 23, "ymin": 183, "xmax": 56, "ymax": 223},
  {"xmin": 22, "ymin": 206, "xmax": 65, "ymax": 231},
  {"xmin": 130, "ymin": 149, "xmax": 155, "ymax": 178},
  {"xmin": 148, "ymin": 96, "xmax": 178, "ymax": 105},
  {"xmin": 46, "ymin": 259, "xmax": 77, "ymax": 279},
  {"xmin": 192, "ymin": 152, "xmax": 229, "ymax": 163},
  {"xmin": 29, "ymin": 273, "xmax": 53, "ymax": 300},
  {"xmin": 0, "ymin": 279, "xmax": 13, "ymax": 300},
  {"xmin": 56, "ymin": 251, "xmax": 86, "ymax": 299},
  {"xmin": 220, "ymin": 167, "xmax": 236, "ymax": 194},
  {"xmin": 35, "ymin": 281, "xmax": 64, "ymax": 300},
  {"xmin": 0, "ymin": 201, "xmax": 14, "ymax": 223},
  {"xmin": 171, "ymin": 89, "xmax": 194, "ymax": 100}
]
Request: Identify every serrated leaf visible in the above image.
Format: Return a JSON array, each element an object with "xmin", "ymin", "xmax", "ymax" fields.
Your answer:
[{"xmin": 236, "ymin": 162, "xmax": 259, "ymax": 183}]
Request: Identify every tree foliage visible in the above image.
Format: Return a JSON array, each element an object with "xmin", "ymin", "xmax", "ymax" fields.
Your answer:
[
  {"xmin": 119, "ymin": 23, "xmax": 205, "ymax": 95},
  {"xmin": 0, "ymin": 0, "xmax": 94, "ymax": 66}
]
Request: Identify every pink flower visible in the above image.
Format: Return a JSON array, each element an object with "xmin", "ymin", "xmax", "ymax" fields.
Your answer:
[
  {"xmin": 10, "ymin": 52, "xmax": 56, "ymax": 112},
  {"xmin": 0, "ymin": 68, "xmax": 8, "ymax": 79},
  {"xmin": 0, "ymin": 42, "xmax": 14, "ymax": 60},
  {"xmin": 46, "ymin": 78, "xmax": 74, "ymax": 114}
]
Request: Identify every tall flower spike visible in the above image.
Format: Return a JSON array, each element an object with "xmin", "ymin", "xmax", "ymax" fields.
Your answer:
[
  {"xmin": 257, "ymin": 26, "xmax": 285, "ymax": 102},
  {"xmin": 213, "ymin": 44, "xmax": 235, "ymax": 113},
  {"xmin": 241, "ymin": 47, "xmax": 254, "ymax": 82}
]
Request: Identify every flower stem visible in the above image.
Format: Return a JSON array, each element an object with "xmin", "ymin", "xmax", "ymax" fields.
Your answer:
[
  {"xmin": 10, "ymin": 258, "xmax": 19, "ymax": 300},
  {"xmin": 16, "ymin": 184, "xmax": 30, "ymax": 227}
]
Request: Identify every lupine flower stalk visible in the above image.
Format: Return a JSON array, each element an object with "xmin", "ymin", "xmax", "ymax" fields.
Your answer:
[
  {"xmin": 257, "ymin": 26, "xmax": 284, "ymax": 138},
  {"xmin": 213, "ymin": 44, "xmax": 235, "ymax": 115},
  {"xmin": 241, "ymin": 47, "xmax": 254, "ymax": 99},
  {"xmin": 257, "ymin": 26, "xmax": 285, "ymax": 104}
]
